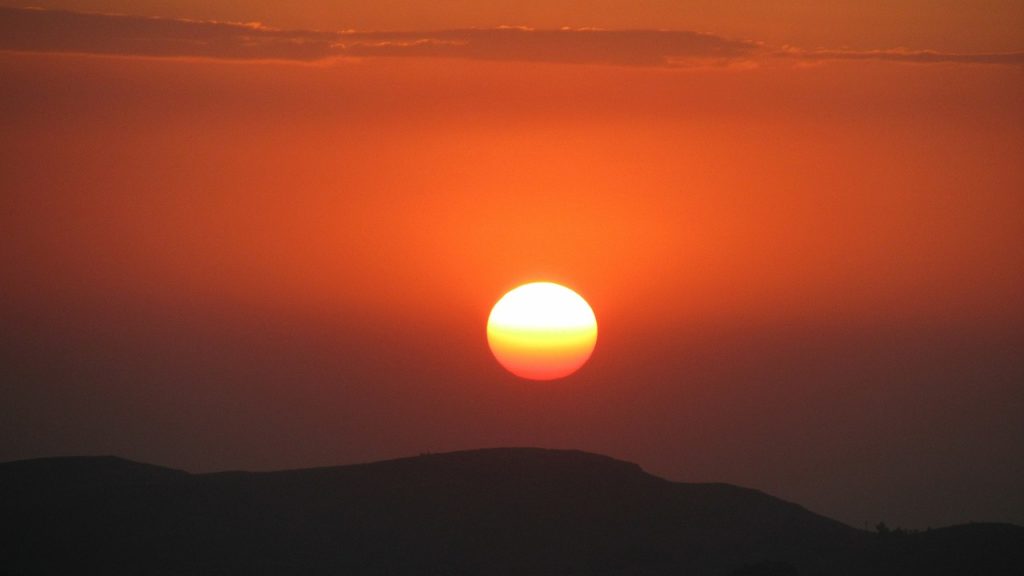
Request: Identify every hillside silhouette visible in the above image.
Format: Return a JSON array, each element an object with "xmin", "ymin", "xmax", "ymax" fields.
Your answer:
[{"xmin": 1, "ymin": 448, "xmax": 1020, "ymax": 575}]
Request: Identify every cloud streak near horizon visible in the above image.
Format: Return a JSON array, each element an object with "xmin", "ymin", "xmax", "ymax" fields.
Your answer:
[
  {"xmin": 1, "ymin": 7, "xmax": 1021, "ymax": 67},
  {"xmin": 776, "ymin": 47, "xmax": 1024, "ymax": 66}
]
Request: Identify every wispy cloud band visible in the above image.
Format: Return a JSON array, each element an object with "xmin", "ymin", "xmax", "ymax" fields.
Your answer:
[{"xmin": 339, "ymin": 28, "xmax": 756, "ymax": 66}]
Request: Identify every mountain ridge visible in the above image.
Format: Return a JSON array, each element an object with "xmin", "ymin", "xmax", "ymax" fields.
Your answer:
[{"xmin": 1, "ymin": 448, "xmax": 1020, "ymax": 575}]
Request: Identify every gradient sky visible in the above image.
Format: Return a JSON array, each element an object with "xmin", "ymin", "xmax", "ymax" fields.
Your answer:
[{"xmin": 1, "ymin": 2, "xmax": 1022, "ymax": 530}]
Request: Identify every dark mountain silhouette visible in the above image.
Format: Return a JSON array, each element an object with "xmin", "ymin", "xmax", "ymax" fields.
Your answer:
[{"xmin": 1, "ymin": 448, "xmax": 1020, "ymax": 575}]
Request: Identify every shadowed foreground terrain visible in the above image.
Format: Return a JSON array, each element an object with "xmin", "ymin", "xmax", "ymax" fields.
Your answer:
[{"xmin": 1, "ymin": 448, "xmax": 1021, "ymax": 575}]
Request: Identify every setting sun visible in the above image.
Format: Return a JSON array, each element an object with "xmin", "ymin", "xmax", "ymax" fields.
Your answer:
[{"xmin": 487, "ymin": 282, "xmax": 598, "ymax": 380}]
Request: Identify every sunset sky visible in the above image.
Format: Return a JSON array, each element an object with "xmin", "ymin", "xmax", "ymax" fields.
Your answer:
[{"xmin": 1, "ymin": 1, "xmax": 1022, "ymax": 530}]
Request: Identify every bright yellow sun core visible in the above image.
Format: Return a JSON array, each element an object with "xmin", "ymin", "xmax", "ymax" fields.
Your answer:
[{"xmin": 486, "ymin": 282, "xmax": 598, "ymax": 380}]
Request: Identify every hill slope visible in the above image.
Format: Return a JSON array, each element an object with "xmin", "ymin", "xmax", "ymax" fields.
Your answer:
[{"xmin": 1, "ymin": 448, "xmax": 1020, "ymax": 575}]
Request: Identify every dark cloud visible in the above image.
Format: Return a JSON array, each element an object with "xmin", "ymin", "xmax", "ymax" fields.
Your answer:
[
  {"xmin": 0, "ymin": 6, "xmax": 340, "ymax": 60},
  {"xmin": 0, "ymin": 7, "xmax": 755, "ymax": 65},
  {"xmin": 2, "ymin": 7, "xmax": 1020, "ymax": 67}
]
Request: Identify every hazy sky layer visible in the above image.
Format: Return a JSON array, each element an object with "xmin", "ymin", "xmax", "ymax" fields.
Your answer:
[
  {"xmin": 4, "ymin": 7, "xmax": 1023, "ymax": 66},
  {"xmin": 1, "ymin": 4, "xmax": 1022, "ymax": 530},
  {"xmin": 3, "ymin": 0, "xmax": 1024, "ymax": 52}
]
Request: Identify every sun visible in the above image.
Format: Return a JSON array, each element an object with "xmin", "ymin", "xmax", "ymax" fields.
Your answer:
[{"xmin": 487, "ymin": 282, "xmax": 598, "ymax": 380}]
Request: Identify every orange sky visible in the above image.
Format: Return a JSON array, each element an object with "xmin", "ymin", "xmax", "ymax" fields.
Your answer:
[
  {"xmin": 4, "ymin": 51, "xmax": 1020, "ymax": 327},
  {"xmin": 1, "ymin": 3, "xmax": 1022, "ymax": 530}
]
